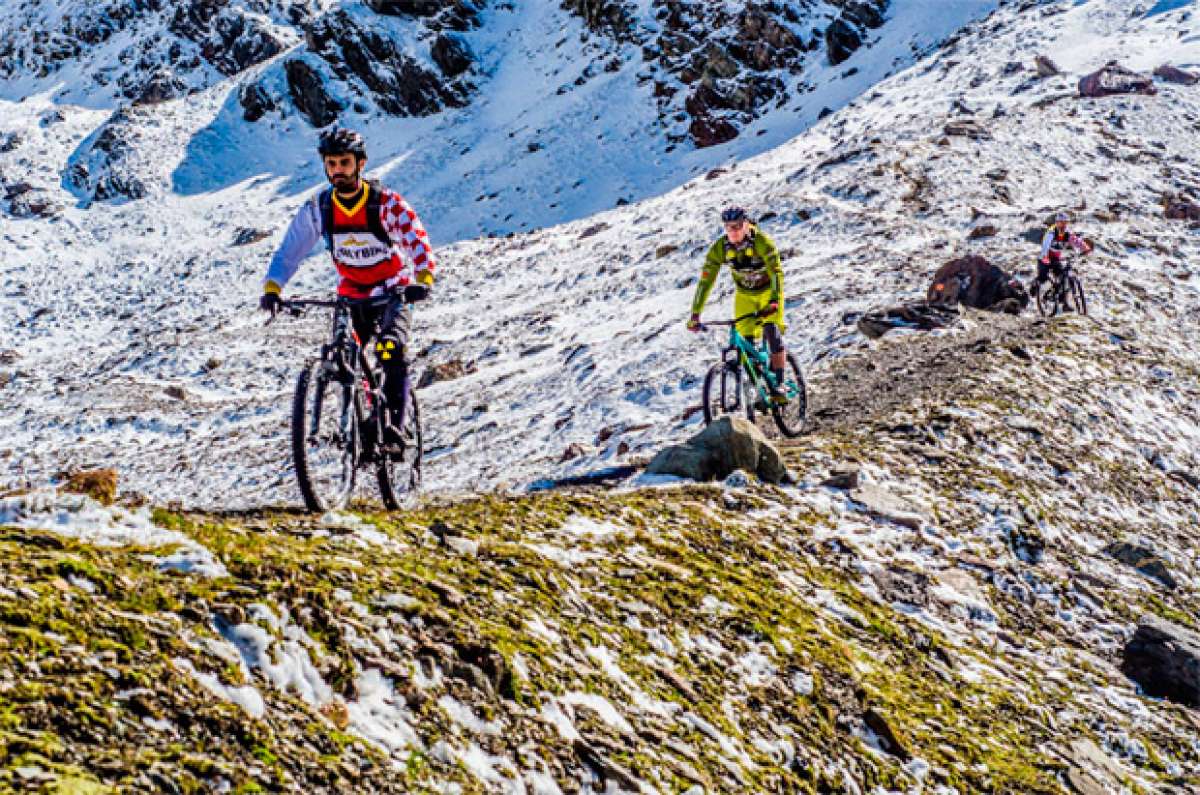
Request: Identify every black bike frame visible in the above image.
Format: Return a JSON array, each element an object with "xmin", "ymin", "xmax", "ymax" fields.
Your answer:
[{"xmin": 282, "ymin": 296, "xmax": 411, "ymax": 460}]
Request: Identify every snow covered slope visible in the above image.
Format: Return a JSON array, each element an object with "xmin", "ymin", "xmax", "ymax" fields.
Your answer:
[{"xmin": 4, "ymin": 0, "xmax": 1195, "ymax": 509}]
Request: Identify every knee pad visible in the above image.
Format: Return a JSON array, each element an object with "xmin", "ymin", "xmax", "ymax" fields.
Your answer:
[
  {"xmin": 374, "ymin": 337, "xmax": 406, "ymax": 363},
  {"xmin": 763, "ymin": 323, "xmax": 784, "ymax": 354}
]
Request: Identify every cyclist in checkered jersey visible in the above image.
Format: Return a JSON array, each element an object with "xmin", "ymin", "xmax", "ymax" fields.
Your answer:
[{"xmin": 259, "ymin": 127, "xmax": 436, "ymax": 443}]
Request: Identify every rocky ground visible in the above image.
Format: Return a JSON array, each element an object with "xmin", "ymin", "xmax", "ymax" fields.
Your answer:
[{"xmin": 2, "ymin": 308, "xmax": 1197, "ymax": 794}]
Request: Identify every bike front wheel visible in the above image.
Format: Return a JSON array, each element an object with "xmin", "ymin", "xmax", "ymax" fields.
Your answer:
[
  {"xmin": 1068, "ymin": 276, "xmax": 1087, "ymax": 316},
  {"xmin": 292, "ymin": 361, "xmax": 358, "ymax": 512},
  {"xmin": 377, "ymin": 388, "xmax": 422, "ymax": 510},
  {"xmin": 702, "ymin": 363, "xmax": 744, "ymax": 425},
  {"xmin": 771, "ymin": 353, "xmax": 808, "ymax": 438},
  {"xmin": 1035, "ymin": 281, "xmax": 1055, "ymax": 318}
]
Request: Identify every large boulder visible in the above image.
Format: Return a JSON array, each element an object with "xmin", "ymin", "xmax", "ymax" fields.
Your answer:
[
  {"xmin": 1122, "ymin": 614, "xmax": 1200, "ymax": 707},
  {"xmin": 927, "ymin": 255, "xmax": 1029, "ymax": 313},
  {"xmin": 645, "ymin": 417, "xmax": 787, "ymax": 484},
  {"xmin": 1078, "ymin": 61, "xmax": 1157, "ymax": 98}
]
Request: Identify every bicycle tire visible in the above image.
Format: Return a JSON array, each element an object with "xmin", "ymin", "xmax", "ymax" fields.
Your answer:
[
  {"xmin": 378, "ymin": 388, "xmax": 422, "ymax": 510},
  {"xmin": 1034, "ymin": 281, "xmax": 1051, "ymax": 318},
  {"xmin": 771, "ymin": 353, "xmax": 808, "ymax": 438},
  {"xmin": 702, "ymin": 363, "xmax": 733, "ymax": 425},
  {"xmin": 291, "ymin": 361, "xmax": 357, "ymax": 512},
  {"xmin": 1070, "ymin": 276, "xmax": 1087, "ymax": 316}
]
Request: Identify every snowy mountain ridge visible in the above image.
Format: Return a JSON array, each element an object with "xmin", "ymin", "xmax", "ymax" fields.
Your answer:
[
  {"xmin": 0, "ymin": 0, "xmax": 999, "ymax": 238},
  {"xmin": 1, "ymin": 0, "xmax": 1200, "ymax": 793}
]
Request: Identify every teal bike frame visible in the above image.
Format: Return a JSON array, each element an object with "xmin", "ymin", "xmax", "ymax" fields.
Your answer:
[{"xmin": 703, "ymin": 311, "xmax": 796, "ymax": 404}]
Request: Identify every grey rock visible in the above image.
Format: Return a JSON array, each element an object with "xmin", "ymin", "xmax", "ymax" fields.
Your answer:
[
  {"xmin": 825, "ymin": 19, "xmax": 862, "ymax": 66},
  {"xmin": 1078, "ymin": 61, "xmax": 1157, "ymax": 98},
  {"xmin": 849, "ymin": 483, "xmax": 924, "ymax": 529},
  {"xmin": 232, "ymin": 227, "xmax": 271, "ymax": 246},
  {"xmin": 820, "ymin": 466, "xmax": 860, "ymax": 490},
  {"xmin": 645, "ymin": 417, "xmax": 787, "ymax": 484},
  {"xmin": 968, "ymin": 221, "xmax": 998, "ymax": 239},
  {"xmin": 1034, "ymin": 55, "xmax": 1060, "ymax": 77},
  {"xmin": 1122, "ymin": 614, "xmax": 1200, "ymax": 706},
  {"xmin": 306, "ymin": 9, "xmax": 470, "ymax": 117},
  {"xmin": 239, "ymin": 82, "xmax": 276, "ymax": 123}
]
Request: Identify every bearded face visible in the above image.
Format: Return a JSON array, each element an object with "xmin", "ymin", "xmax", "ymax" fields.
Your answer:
[{"xmin": 323, "ymin": 153, "xmax": 364, "ymax": 194}]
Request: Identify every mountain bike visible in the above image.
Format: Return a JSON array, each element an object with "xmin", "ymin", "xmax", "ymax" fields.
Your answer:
[
  {"xmin": 698, "ymin": 312, "xmax": 807, "ymax": 437},
  {"xmin": 271, "ymin": 296, "xmax": 421, "ymax": 511},
  {"xmin": 1034, "ymin": 251, "xmax": 1088, "ymax": 318}
]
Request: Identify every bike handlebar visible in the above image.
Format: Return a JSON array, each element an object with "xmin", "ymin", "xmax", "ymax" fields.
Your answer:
[
  {"xmin": 697, "ymin": 311, "xmax": 765, "ymax": 329},
  {"xmin": 265, "ymin": 294, "xmax": 403, "ymax": 326}
]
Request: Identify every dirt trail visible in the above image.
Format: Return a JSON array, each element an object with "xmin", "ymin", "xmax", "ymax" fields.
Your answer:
[{"xmin": 798, "ymin": 311, "xmax": 1057, "ymax": 437}]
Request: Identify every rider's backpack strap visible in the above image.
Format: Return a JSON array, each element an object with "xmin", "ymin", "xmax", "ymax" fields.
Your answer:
[
  {"xmin": 318, "ymin": 188, "xmax": 334, "ymax": 253},
  {"xmin": 364, "ymin": 181, "xmax": 392, "ymax": 248}
]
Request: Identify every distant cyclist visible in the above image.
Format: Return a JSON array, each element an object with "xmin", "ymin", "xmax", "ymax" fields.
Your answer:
[
  {"xmin": 1032, "ymin": 210, "xmax": 1089, "ymax": 294},
  {"xmin": 688, "ymin": 207, "xmax": 789, "ymax": 401},
  {"xmin": 259, "ymin": 126, "xmax": 436, "ymax": 445}
]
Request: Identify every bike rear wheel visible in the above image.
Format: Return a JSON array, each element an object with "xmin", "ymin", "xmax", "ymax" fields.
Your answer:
[
  {"xmin": 702, "ymin": 363, "xmax": 744, "ymax": 425},
  {"xmin": 292, "ymin": 361, "xmax": 358, "ymax": 512},
  {"xmin": 771, "ymin": 353, "xmax": 808, "ymax": 438},
  {"xmin": 377, "ymin": 388, "xmax": 422, "ymax": 510}
]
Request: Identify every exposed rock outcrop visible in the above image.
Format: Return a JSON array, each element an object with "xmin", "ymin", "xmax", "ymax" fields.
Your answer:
[
  {"xmin": 303, "ymin": 9, "xmax": 473, "ymax": 120},
  {"xmin": 285, "ymin": 58, "xmax": 343, "ymax": 128}
]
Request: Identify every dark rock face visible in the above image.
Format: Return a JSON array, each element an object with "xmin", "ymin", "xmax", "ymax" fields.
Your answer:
[
  {"xmin": 1122, "ymin": 614, "xmax": 1200, "ymax": 707},
  {"xmin": 0, "ymin": 0, "xmax": 320, "ymax": 104},
  {"xmin": 285, "ymin": 58, "xmax": 343, "ymax": 128},
  {"xmin": 827, "ymin": 1, "xmax": 887, "ymax": 65},
  {"xmin": 1105, "ymin": 542, "xmax": 1177, "ymax": 589},
  {"xmin": 562, "ymin": 0, "xmax": 888, "ymax": 148},
  {"xmin": 927, "ymin": 255, "xmax": 1029, "ymax": 313},
  {"xmin": 366, "ymin": 0, "xmax": 442, "ymax": 16},
  {"xmin": 239, "ymin": 82, "xmax": 277, "ymax": 123},
  {"xmin": 133, "ymin": 69, "xmax": 190, "ymax": 106},
  {"xmin": 304, "ymin": 10, "xmax": 473, "ymax": 119},
  {"xmin": 169, "ymin": 0, "xmax": 324, "ymax": 76},
  {"xmin": 432, "ymin": 34, "xmax": 473, "ymax": 78},
  {"xmin": 65, "ymin": 109, "xmax": 150, "ymax": 202},
  {"xmin": 825, "ymin": 19, "xmax": 863, "ymax": 66},
  {"xmin": 560, "ymin": 0, "xmax": 633, "ymax": 36}
]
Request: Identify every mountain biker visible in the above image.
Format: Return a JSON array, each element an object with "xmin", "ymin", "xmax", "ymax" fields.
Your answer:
[
  {"xmin": 259, "ymin": 126, "xmax": 436, "ymax": 445},
  {"xmin": 687, "ymin": 207, "xmax": 789, "ymax": 401},
  {"xmin": 1032, "ymin": 211, "xmax": 1088, "ymax": 294}
]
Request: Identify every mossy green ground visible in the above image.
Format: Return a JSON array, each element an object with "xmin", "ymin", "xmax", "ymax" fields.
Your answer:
[{"xmin": 2, "ymin": 317, "xmax": 1197, "ymax": 793}]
